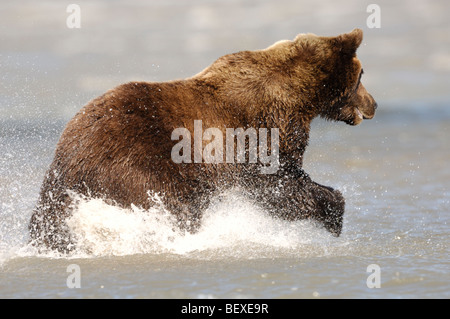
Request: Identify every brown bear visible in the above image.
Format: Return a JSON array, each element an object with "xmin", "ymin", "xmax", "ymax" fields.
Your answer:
[{"xmin": 29, "ymin": 29, "xmax": 376, "ymax": 253}]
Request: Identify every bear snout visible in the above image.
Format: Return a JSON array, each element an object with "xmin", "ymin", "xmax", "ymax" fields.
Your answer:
[
  {"xmin": 360, "ymin": 94, "xmax": 377, "ymax": 120},
  {"xmin": 355, "ymin": 83, "xmax": 376, "ymax": 121}
]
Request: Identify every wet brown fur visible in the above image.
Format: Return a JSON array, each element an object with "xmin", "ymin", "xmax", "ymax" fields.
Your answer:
[{"xmin": 29, "ymin": 29, "xmax": 377, "ymax": 253}]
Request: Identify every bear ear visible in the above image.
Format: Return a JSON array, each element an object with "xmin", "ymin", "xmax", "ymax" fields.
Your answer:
[{"xmin": 333, "ymin": 28, "xmax": 363, "ymax": 56}]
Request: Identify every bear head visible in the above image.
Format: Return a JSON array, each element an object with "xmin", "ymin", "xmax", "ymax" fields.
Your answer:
[
  {"xmin": 302, "ymin": 28, "xmax": 377, "ymax": 125},
  {"xmin": 270, "ymin": 28, "xmax": 377, "ymax": 126},
  {"xmin": 200, "ymin": 28, "xmax": 377, "ymax": 127}
]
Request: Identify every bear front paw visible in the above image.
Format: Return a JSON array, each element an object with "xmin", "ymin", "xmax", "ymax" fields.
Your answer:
[{"xmin": 316, "ymin": 188, "xmax": 345, "ymax": 236}]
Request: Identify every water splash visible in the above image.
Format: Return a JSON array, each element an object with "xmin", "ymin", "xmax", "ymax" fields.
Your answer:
[
  {"xmin": 64, "ymin": 189, "xmax": 341, "ymax": 259},
  {"xmin": 0, "ymin": 188, "xmax": 353, "ymax": 266}
]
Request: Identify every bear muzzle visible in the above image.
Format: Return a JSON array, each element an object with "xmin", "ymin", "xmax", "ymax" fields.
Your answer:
[{"xmin": 352, "ymin": 85, "xmax": 377, "ymax": 125}]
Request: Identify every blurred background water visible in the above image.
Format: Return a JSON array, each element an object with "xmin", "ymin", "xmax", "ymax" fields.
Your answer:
[{"xmin": 0, "ymin": 0, "xmax": 449, "ymax": 299}]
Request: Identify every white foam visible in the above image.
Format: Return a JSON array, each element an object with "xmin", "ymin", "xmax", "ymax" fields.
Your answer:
[
  {"xmin": 0, "ymin": 189, "xmax": 348, "ymax": 265},
  {"xmin": 65, "ymin": 189, "xmax": 337, "ymax": 258}
]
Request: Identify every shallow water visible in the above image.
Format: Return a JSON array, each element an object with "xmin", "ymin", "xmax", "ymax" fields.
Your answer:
[
  {"xmin": 1, "ymin": 0, "xmax": 449, "ymax": 299},
  {"xmin": 1, "ymin": 108, "xmax": 448, "ymax": 299}
]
